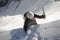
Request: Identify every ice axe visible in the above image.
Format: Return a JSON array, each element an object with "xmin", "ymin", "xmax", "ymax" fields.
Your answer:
[{"xmin": 42, "ymin": 7, "xmax": 46, "ymax": 19}]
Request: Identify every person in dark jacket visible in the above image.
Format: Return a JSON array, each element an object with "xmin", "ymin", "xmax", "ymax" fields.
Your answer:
[{"xmin": 23, "ymin": 11, "xmax": 46, "ymax": 33}]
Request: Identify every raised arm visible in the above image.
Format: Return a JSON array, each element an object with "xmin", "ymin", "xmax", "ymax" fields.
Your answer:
[
  {"xmin": 34, "ymin": 14, "xmax": 46, "ymax": 19},
  {"xmin": 34, "ymin": 7, "xmax": 46, "ymax": 19}
]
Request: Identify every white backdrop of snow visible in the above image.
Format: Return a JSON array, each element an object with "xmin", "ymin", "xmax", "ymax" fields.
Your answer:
[{"xmin": 0, "ymin": 0, "xmax": 60, "ymax": 40}]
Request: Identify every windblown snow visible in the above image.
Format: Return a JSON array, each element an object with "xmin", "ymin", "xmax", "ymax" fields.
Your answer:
[{"xmin": 0, "ymin": 0, "xmax": 60, "ymax": 40}]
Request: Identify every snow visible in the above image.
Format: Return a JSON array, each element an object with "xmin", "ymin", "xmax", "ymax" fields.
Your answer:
[
  {"xmin": 10, "ymin": 20, "xmax": 60, "ymax": 40},
  {"xmin": 0, "ymin": 0, "xmax": 60, "ymax": 40},
  {"xmin": 0, "ymin": 15, "xmax": 24, "ymax": 31}
]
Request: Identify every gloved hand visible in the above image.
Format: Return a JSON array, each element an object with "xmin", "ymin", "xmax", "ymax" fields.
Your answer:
[{"xmin": 42, "ymin": 15, "xmax": 46, "ymax": 18}]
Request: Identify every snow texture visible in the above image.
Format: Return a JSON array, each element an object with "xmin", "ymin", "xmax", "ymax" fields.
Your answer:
[
  {"xmin": 0, "ymin": 0, "xmax": 60, "ymax": 40},
  {"xmin": 10, "ymin": 20, "xmax": 60, "ymax": 40}
]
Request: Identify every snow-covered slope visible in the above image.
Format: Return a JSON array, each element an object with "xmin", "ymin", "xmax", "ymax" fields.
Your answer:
[
  {"xmin": 0, "ymin": 0, "xmax": 54, "ymax": 16},
  {"xmin": 0, "ymin": 0, "xmax": 60, "ymax": 40},
  {"xmin": 10, "ymin": 20, "xmax": 60, "ymax": 40}
]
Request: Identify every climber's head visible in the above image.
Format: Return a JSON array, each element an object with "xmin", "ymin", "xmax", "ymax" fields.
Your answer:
[{"xmin": 24, "ymin": 11, "xmax": 34, "ymax": 19}]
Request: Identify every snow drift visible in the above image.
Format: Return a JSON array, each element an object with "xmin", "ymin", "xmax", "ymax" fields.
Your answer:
[{"xmin": 10, "ymin": 20, "xmax": 60, "ymax": 40}]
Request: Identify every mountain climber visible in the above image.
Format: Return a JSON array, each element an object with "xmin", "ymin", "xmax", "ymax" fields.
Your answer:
[{"xmin": 23, "ymin": 11, "xmax": 46, "ymax": 33}]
